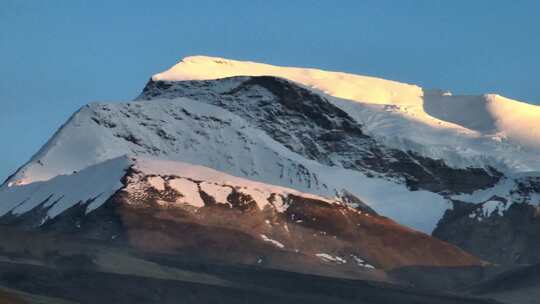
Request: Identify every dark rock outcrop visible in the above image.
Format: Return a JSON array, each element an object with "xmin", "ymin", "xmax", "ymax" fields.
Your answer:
[{"xmin": 433, "ymin": 200, "xmax": 540, "ymax": 265}]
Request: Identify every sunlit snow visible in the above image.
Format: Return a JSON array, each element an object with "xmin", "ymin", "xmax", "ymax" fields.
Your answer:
[{"xmin": 155, "ymin": 56, "xmax": 540, "ymax": 172}]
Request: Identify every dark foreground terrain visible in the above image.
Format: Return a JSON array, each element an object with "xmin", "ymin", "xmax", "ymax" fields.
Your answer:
[
  {"xmin": 0, "ymin": 226, "xmax": 509, "ymax": 304},
  {"xmin": 467, "ymin": 263, "xmax": 540, "ymax": 304},
  {"xmin": 0, "ymin": 261, "xmax": 500, "ymax": 304}
]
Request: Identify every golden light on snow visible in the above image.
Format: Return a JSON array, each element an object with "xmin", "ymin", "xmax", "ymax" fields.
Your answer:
[
  {"xmin": 485, "ymin": 94, "xmax": 540, "ymax": 148},
  {"xmin": 153, "ymin": 55, "xmax": 424, "ymax": 106},
  {"xmin": 155, "ymin": 55, "xmax": 540, "ymax": 144}
]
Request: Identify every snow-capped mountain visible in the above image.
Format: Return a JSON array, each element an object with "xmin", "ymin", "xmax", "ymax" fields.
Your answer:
[
  {"xmin": 0, "ymin": 78, "xmax": 498, "ymax": 233},
  {"xmin": 1, "ymin": 56, "xmax": 539, "ymax": 267}
]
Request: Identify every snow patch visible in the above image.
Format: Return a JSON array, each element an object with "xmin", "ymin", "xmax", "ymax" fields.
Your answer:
[
  {"xmin": 482, "ymin": 200, "xmax": 505, "ymax": 217},
  {"xmin": 200, "ymin": 182, "xmax": 232, "ymax": 205},
  {"xmin": 168, "ymin": 178, "xmax": 205, "ymax": 208},
  {"xmin": 271, "ymin": 194, "xmax": 288, "ymax": 213},
  {"xmin": 350, "ymin": 255, "xmax": 375, "ymax": 269},
  {"xmin": 315, "ymin": 253, "xmax": 347, "ymax": 264},
  {"xmin": 238, "ymin": 188, "xmax": 271, "ymax": 210},
  {"xmin": 260, "ymin": 234, "xmax": 285, "ymax": 249},
  {"xmin": 147, "ymin": 176, "xmax": 165, "ymax": 191}
]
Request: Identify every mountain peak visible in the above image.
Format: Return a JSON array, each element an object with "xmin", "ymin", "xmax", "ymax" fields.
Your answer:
[{"xmin": 152, "ymin": 55, "xmax": 424, "ymax": 106}]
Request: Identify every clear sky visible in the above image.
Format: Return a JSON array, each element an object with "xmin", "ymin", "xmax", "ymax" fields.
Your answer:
[{"xmin": 1, "ymin": 0, "xmax": 539, "ymax": 181}]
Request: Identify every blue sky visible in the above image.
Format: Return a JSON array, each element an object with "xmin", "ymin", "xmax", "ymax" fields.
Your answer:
[{"xmin": 1, "ymin": 0, "xmax": 539, "ymax": 181}]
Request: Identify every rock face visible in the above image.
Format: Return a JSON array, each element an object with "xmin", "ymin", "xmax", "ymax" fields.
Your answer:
[
  {"xmin": 116, "ymin": 168, "xmax": 480, "ymax": 271},
  {"xmin": 434, "ymin": 196, "xmax": 540, "ymax": 265},
  {"xmin": 431, "ymin": 174, "xmax": 540, "ymax": 265}
]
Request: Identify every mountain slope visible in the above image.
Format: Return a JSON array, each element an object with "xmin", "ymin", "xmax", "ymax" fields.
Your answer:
[{"xmin": 0, "ymin": 156, "xmax": 482, "ymax": 281}]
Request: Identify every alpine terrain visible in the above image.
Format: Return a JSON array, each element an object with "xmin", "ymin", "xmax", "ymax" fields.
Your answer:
[{"xmin": 1, "ymin": 56, "xmax": 539, "ymax": 303}]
